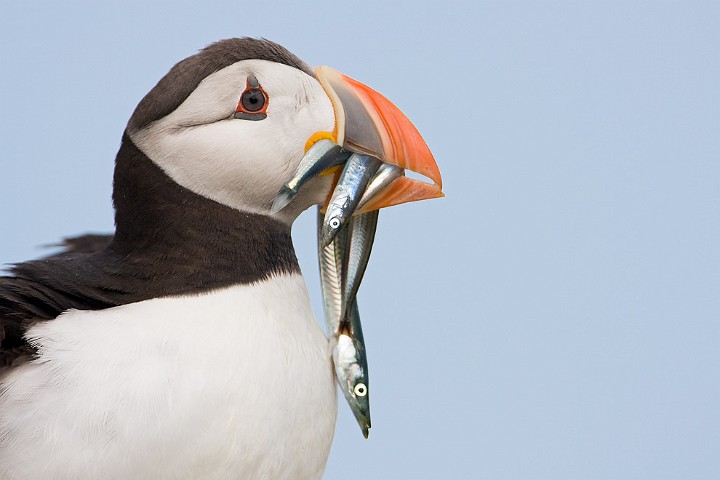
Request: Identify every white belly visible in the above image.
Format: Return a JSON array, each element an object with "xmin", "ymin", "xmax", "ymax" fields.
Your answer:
[{"xmin": 0, "ymin": 273, "xmax": 337, "ymax": 480}]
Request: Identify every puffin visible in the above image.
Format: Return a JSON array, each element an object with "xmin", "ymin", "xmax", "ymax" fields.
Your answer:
[{"xmin": 0, "ymin": 38, "xmax": 442, "ymax": 479}]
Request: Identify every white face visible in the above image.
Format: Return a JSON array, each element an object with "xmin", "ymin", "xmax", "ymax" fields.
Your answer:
[{"xmin": 128, "ymin": 59, "xmax": 335, "ymax": 222}]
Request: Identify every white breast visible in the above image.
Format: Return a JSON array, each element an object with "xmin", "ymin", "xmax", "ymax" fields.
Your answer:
[{"xmin": 0, "ymin": 273, "xmax": 337, "ymax": 480}]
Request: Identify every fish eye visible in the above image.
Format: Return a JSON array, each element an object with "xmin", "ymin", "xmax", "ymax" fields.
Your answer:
[
  {"xmin": 354, "ymin": 383, "xmax": 367, "ymax": 397},
  {"xmin": 329, "ymin": 217, "xmax": 341, "ymax": 229},
  {"xmin": 234, "ymin": 74, "xmax": 268, "ymax": 121}
]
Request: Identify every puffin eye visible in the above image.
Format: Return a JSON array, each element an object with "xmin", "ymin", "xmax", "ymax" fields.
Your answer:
[
  {"xmin": 241, "ymin": 90, "xmax": 266, "ymax": 112},
  {"xmin": 234, "ymin": 74, "xmax": 268, "ymax": 121},
  {"xmin": 353, "ymin": 383, "xmax": 367, "ymax": 397}
]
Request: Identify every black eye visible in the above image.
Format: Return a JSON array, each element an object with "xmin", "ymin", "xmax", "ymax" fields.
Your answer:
[
  {"xmin": 234, "ymin": 74, "xmax": 269, "ymax": 121},
  {"xmin": 241, "ymin": 89, "xmax": 266, "ymax": 112}
]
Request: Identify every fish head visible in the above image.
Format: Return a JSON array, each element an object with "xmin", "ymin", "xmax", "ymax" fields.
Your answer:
[{"xmin": 333, "ymin": 332, "xmax": 371, "ymax": 438}]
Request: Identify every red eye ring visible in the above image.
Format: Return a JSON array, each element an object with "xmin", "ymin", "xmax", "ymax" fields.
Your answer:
[{"xmin": 235, "ymin": 74, "xmax": 268, "ymax": 120}]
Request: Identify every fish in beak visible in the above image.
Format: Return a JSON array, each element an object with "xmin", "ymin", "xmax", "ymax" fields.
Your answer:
[
  {"xmin": 272, "ymin": 66, "xmax": 444, "ymax": 220},
  {"xmin": 319, "ymin": 153, "xmax": 382, "ymax": 247},
  {"xmin": 317, "ymin": 207, "xmax": 376, "ymax": 438},
  {"xmin": 292, "ymin": 67, "xmax": 442, "ymax": 439}
]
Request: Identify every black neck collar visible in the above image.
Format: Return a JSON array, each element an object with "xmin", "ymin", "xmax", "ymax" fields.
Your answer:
[
  {"xmin": 110, "ymin": 132, "xmax": 300, "ymax": 287},
  {"xmin": 0, "ymin": 133, "xmax": 300, "ymax": 340}
]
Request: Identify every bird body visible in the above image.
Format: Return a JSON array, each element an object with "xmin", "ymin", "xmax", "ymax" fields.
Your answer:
[{"xmin": 0, "ymin": 274, "xmax": 336, "ymax": 479}]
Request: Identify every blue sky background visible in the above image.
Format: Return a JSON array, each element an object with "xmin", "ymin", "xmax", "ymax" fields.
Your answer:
[{"xmin": 1, "ymin": 1, "xmax": 719, "ymax": 478}]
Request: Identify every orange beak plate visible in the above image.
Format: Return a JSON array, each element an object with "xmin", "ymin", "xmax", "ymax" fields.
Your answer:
[{"xmin": 316, "ymin": 66, "xmax": 444, "ymax": 210}]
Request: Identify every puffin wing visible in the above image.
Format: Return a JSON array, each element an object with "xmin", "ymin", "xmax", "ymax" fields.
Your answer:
[{"xmin": 0, "ymin": 234, "xmax": 115, "ymax": 367}]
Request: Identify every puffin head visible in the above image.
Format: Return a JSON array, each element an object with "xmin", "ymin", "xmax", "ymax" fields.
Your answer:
[{"xmin": 125, "ymin": 38, "xmax": 442, "ymax": 225}]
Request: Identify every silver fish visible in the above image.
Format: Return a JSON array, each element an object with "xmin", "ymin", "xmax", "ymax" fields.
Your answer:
[
  {"xmin": 270, "ymin": 139, "xmax": 350, "ymax": 214},
  {"xmin": 318, "ymin": 206, "xmax": 346, "ymax": 335},
  {"xmin": 332, "ymin": 306, "xmax": 370, "ymax": 438},
  {"xmin": 318, "ymin": 207, "xmax": 373, "ymax": 437},
  {"xmin": 339, "ymin": 210, "xmax": 379, "ymax": 326},
  {"xmin": 356, "ymin": 163, "xmax": 404, "ymax": 211},
  {"xmin": 320, "ymin": 153, "xmax": 382, "ymax": 247}
]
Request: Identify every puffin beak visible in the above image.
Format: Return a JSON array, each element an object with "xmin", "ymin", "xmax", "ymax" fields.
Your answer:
[
  {"xmin": 314, "ymin": 66, "xmax": 444, "ymax": 210},
  {"xmin": 271, "ymin": 67, "xmax": 443, "ymax": 216}
]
